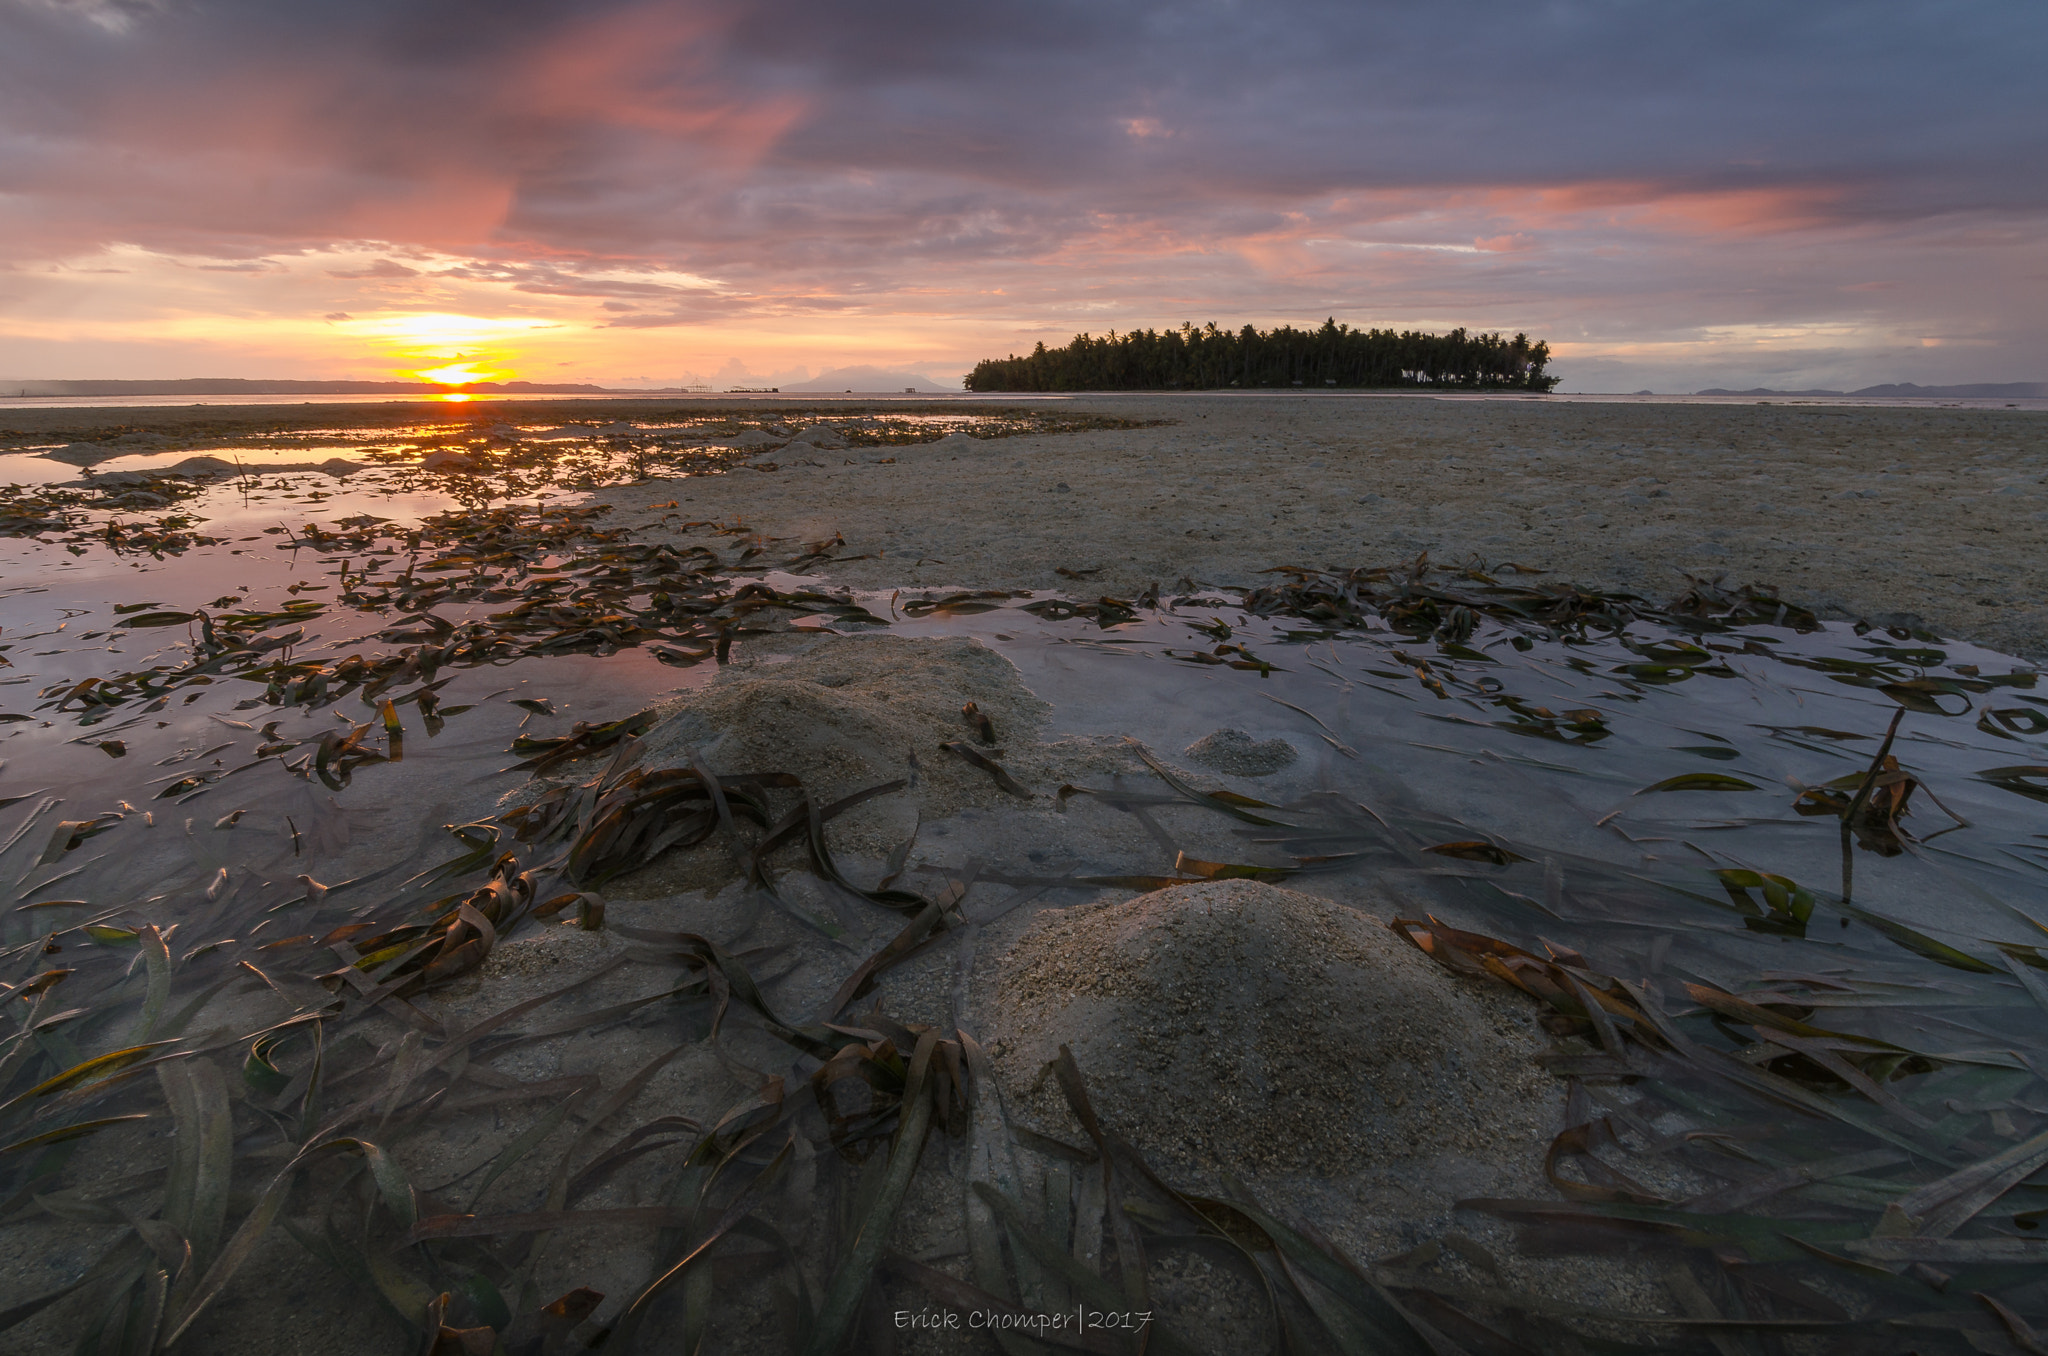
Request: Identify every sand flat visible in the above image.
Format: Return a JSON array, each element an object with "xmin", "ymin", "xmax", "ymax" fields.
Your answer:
[
  {"xmin": 587, "ymin": 394, "xmax": 2047, "ymax": 660},
  {"xmin": 5, "ymin": 391, "xmax": 2040, "ymax": 656}
]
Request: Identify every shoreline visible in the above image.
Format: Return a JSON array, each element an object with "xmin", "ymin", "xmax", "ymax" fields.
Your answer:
[{"xmin": 4, "ymin": 388, "xmax": 2048, "ymax": 417}]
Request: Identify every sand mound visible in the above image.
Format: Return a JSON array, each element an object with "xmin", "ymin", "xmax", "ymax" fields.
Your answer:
[
  {"xmin": 165, "ymin": 455, "xmax": 239, "ymax": 477},
  {"xmin": 632, "ymin": 635, "xmax": 1051, "ymax": 860},
  {"xmin": 989, "ymin": 880, "xmax": 1557, "ymax": 1175},
  {"xmin": 792, "ymin": 423, "xmax": 848, "ymax": 448}
]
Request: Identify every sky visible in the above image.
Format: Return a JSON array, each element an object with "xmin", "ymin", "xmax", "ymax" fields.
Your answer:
[{"xmin": 1, "ymin": 0, "xmax": 2044, "ymax": 393}]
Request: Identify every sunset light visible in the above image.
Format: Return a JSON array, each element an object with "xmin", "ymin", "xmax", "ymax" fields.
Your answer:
[
  {"xmin": 327, "ymin": 312, "xmax": 556, "ymax": 387},
  {"xmin": 354, "ymin": 313, "xmax": 555, "ymax": 348},
  {"xmin": 412, "ymin": 361, "xmax": 496, "ymax": 386},
  {"xmin": 3, "ymin": 6, "xmax": 2046, "ymax": 1352},
  {"xmin": 0, "ymin": 7, "xmax": 2040, "ymax": 394}
]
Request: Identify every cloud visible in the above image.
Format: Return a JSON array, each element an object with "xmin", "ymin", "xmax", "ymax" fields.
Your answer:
[
  {"xmin": 326, "ymin": 258, "xmax": 418, "ymax": 279},
  {"xmin": 15, "ymin": 0, "xmax": 163, "ymax": 35},
  {"xmin": 10, "ymin": 2, "xmax": 2044, "ymax": 252},
  {"xmin": 0, "ymin": 1, "xmax": 2042, "ymax": 387},
  {"xmin": 194, "ymin": 259, "xmax": 282, "ymax": 273}
]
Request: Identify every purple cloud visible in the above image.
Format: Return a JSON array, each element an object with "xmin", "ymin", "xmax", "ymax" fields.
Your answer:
[{"xmin": 0, "ymin": 0, "xmax": 2042, "ymax": 388}]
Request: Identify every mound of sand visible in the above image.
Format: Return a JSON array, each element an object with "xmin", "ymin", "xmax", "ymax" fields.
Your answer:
[
  {"xmin": 419, "ymin": 448, "xmax": 481, "ymax": 471},
  {"xmin": 989, "ymin": 879, "xmax": 1557, "ymax": 1175},
  {"xmin": 632, "ymin": 634, "xmax": 1052, "ymax": 860},
  {"xmin": 792, "ymin": 423, "xmax": 847, "ymax": 448},
  {"xmin": 167, "ymin": 456, "xmax": 241, "ymax": 476}
]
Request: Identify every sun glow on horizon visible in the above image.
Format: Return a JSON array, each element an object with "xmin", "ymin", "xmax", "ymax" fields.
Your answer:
[
  {"xmin": 331, "ymin": 311, "xmax": 558, "ymax": 387},
  {"xmin": 413, "ymin": 360, "xmax": 496, "ymax": 385}
]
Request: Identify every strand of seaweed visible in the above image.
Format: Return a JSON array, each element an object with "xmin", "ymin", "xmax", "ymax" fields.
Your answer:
[
  {"xmin": 0, "ymin": 408, "xmax": 1164, "ymax": 552},
  {"xmin": 7, "ymin": 694, "xmax": 2048, "ymax": 1353},
  {"xmin": 24, "ymin": 505, "xmax": 886, "ymax": 788},
  {"xmin": 0, "ymin": 474, "xmax": 217, "ymax": 555}
]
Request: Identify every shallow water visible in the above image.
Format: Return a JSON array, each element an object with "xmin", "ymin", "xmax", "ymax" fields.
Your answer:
[
  {"xmin": 6, "ymin": 425, "xmax": 2048, "ymax": 1352},
  {"xmin": 5, "ymin": 434, "xmax": 2047, "ymax": 1039}
]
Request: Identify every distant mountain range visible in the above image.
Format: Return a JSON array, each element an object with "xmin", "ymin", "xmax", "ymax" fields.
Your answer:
[
  {"xmin": 780, "ymin": 366, "xmax": 957, "ymax": 392},
  {"xmin": 1695, "ymin": 382, "xmax": 2047, "ymax": 399}
]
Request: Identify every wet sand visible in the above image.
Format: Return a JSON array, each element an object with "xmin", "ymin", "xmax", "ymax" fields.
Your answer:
[
  {"xmin": 7, "ymin": 393, "xmax": 2042, "ymax": 662},
  {"xmin": 572, "ymin": 394, "xmax": 2048, "ymax": 661},
  {"xmin": 4, "ymin": 393, "xmax": 2045, "ymax": 1351}
]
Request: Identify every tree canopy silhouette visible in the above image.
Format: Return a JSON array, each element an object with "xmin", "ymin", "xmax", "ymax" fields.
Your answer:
[{"xmin": 964, "ymin": 319, "xmax": 1557, "ymax": 392}]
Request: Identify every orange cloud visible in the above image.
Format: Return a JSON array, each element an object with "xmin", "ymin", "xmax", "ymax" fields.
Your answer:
[
  {"xmin": 339, "ymin": 174, "xmax": 520, "ymax": 251},
  {"xmin": 1485, "ymin": 181, "xmax": 1852, "ymax": 236}
]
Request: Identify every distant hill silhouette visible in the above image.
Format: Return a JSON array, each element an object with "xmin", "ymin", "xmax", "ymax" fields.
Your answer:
[
  {"xmin": 780, "ymin": 366, "xmax": 954, "ymax": 392},
  {"xmin": 1696, "ymin": 381, "xmax": 2046, "ymax": 399}
]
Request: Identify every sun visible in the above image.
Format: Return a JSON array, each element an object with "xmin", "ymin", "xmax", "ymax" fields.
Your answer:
[
  {"xmin": 330, "ymin": 311, "xmax": 557, "ymax": 389},
  {"xmin": 415, "ymin": 361, "xmax": 493, "ymax": 386}
]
